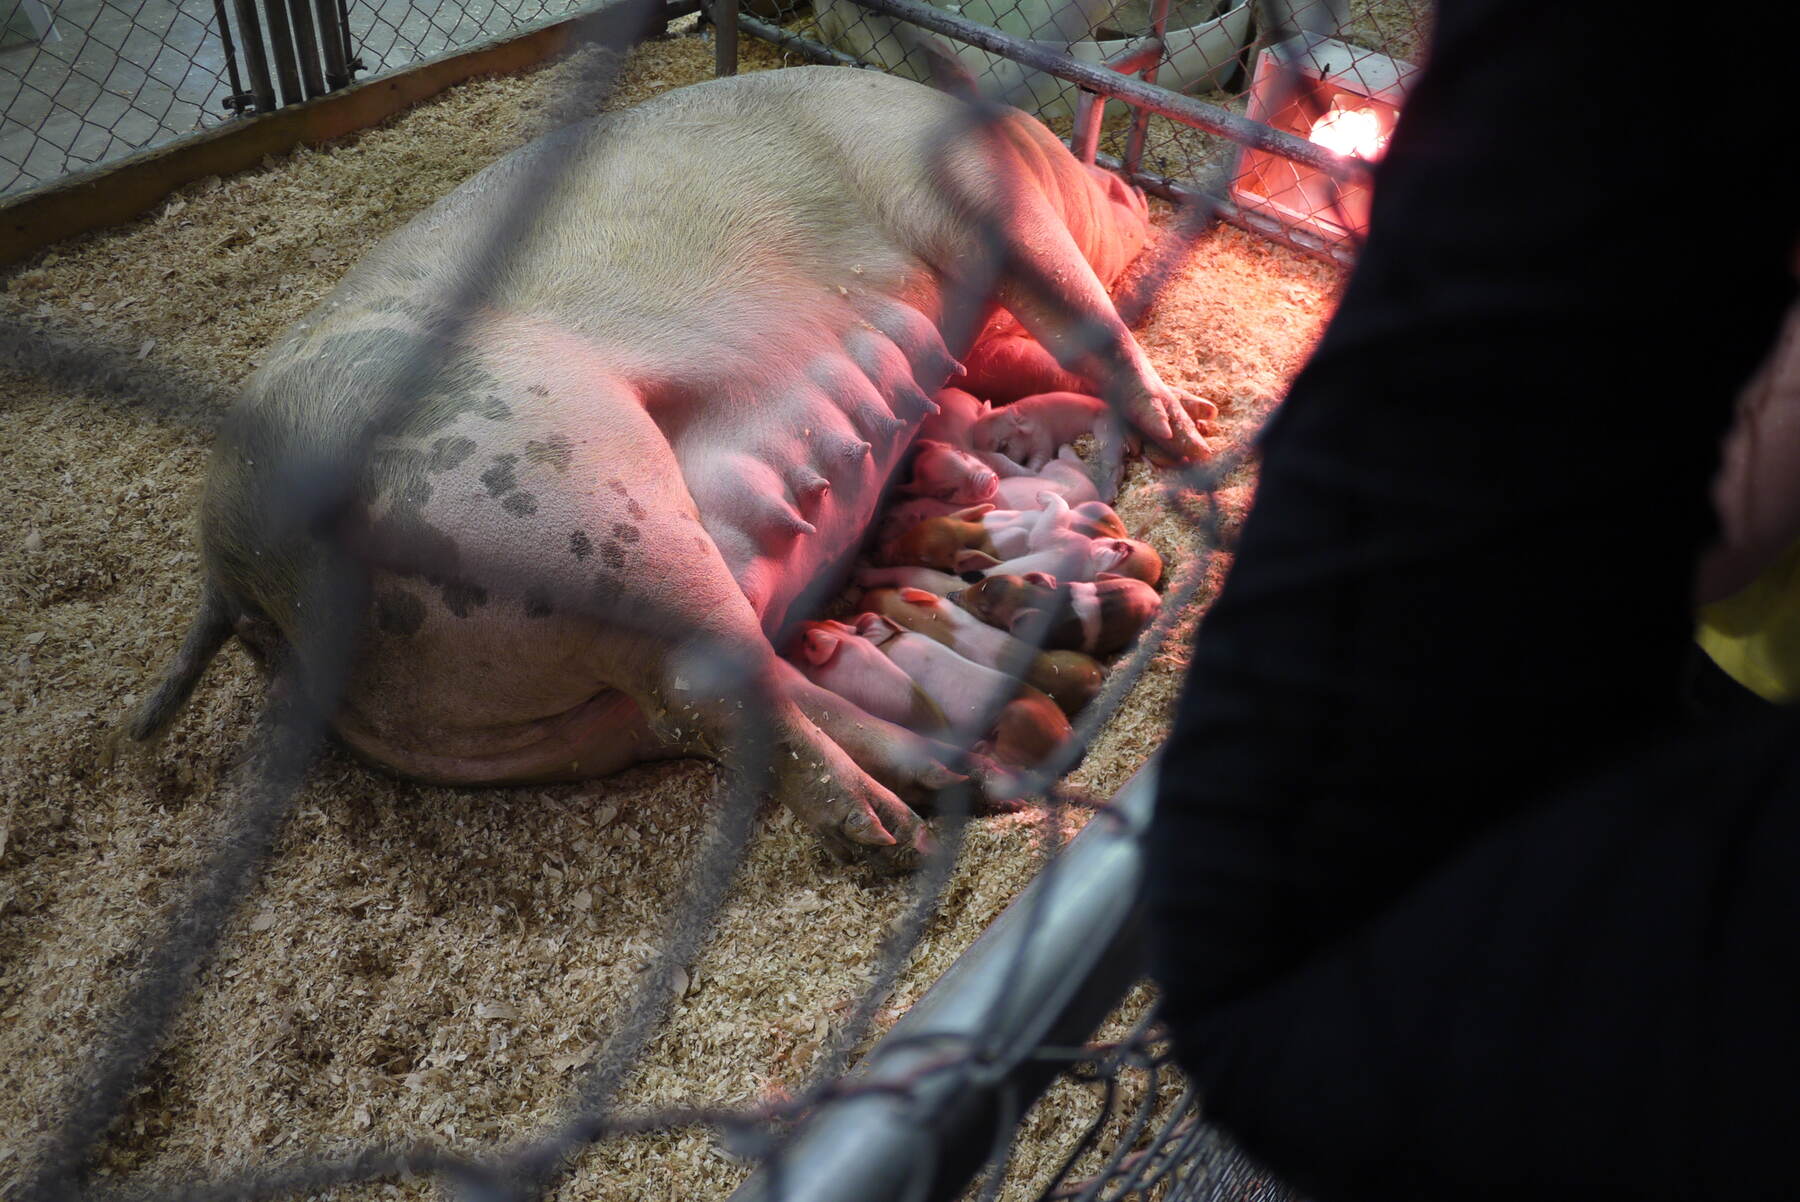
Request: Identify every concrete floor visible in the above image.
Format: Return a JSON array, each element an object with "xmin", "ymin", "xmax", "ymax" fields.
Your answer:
[{"xmin": 0, "ymin": 0, "xmax": 587, "ymax": 194}]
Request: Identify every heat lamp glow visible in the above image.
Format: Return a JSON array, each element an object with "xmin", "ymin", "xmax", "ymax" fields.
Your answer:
[{"xmin": 1308, "ymin": 105, "xmax": 1388, "ymax": 160}]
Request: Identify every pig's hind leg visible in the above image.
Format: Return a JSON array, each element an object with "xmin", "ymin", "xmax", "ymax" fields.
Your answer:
[{"xmin": 582, "ymin": 529, "xmax": 935, "ymax": 870}]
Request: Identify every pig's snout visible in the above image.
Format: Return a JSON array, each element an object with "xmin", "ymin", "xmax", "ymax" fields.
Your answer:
[{"xmin": 958, "ymin": 469, "xmax": 998, "ymax": 504}]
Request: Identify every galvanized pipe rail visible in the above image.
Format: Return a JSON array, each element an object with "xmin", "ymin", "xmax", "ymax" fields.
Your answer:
[
  {"xmin": 834, "ymin": 0, "xmax": 1368, "ymax": 181},
  {"xmin": 728, "ymin": 763, "xmax": 1161, "ymax": 1202}
]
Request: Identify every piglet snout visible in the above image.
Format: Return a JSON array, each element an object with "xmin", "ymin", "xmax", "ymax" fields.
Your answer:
[{"xmin": 959, "ymin": 469, "xmax": 999, "ymax": 503}]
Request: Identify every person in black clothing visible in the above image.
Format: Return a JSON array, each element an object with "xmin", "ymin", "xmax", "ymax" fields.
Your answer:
[{"xmin": 1146, "ymin": 2, "xmax": 1800, "ymax": 1198}]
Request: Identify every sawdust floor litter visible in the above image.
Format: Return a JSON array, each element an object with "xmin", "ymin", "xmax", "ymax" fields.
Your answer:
[{"xmin": 0, "ymin": 31, "xmax": 1339, "ymax": 1201}]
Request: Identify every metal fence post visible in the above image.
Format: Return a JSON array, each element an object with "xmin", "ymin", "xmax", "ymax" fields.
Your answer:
[
  {"xmin": 257, "ymin": 0, "xmax": 306, "ymax": 106},
  {"xmin": 228, "ymin": 0, "xmax": 279, "ymax": 111},
  {"xmin": 714, "ymin": 0, "xmax": 740, "ymax": 75},
  {"xmin": 1121, "ymin": 0, "xmax": 1172, "ymax": 176},
  {"xmin": 285, "ymin": 0, "xmax": 327, "ymax": 98}
]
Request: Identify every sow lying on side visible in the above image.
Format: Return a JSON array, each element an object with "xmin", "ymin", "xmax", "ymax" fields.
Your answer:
[{"xmin": 128, "ymin": 67, "xmax": 1210, "ymax": 871}]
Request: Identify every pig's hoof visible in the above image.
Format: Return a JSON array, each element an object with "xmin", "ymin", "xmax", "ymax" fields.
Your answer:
[
  {"xmin": 1176, "ymin": 388, "xmax": 1220, "ymax": 430},
  {"xmin": 807, "ymin": 786, "xmax": 935, "ymax": 873},
  {"xmin": 964, "ymin": 755, "xmax": 1035, "ymax": 814},
  {"xmin": 1127, "ymin": 385, "xmax": 1213, "ymax": 463}
]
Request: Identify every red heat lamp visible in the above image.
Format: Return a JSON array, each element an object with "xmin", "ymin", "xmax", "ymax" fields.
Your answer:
[{"xmin": 1229, "ymin": 37, "xmax": 1418, "ymax": 250}]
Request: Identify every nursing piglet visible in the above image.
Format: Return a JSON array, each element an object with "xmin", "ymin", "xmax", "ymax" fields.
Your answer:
[
  {"xmin": 855, "ymin": 565, "xmax": 967, "ymax": 597},
  {"xmin": 853, "ymin": 614, "xmax": 1069, "ymax": 769},
  {"xmin": 916, "ymin": 386, "xmax": 989, "ymax": 448},
  {"xmin": 953, "ymin": 573, "xmax": 1161, "ymax": 657},
  {"xmin": 865, "ymin": 587, "xmax": 1104, "ymax": 714},
  {"xmin": 974, "ymin": 499, "xmax": 1127, "ymax": 554},
  {"xmin": 904, "ymin": 440, "xmax": 1100, "ymax": 510},
  {"xmin": 968, "ymin": 493, "xmax": 1139, "ymax": 562},
  {"xmin": 880, "ymin": 512, "xmax": 998, "ymax": 572},
  {"xmin": 973, "ymin": 390, "xmax": 1220, "ymax": 472},
  {"xmin": 958, "ymin": 534, "xmax": 1162, "ymax": 586},
  {"xmin": 788, "ymin": 620, "xmax": 946, "ymax": 734}
]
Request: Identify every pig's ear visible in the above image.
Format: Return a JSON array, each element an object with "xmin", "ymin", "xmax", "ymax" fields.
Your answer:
[
  {"xmin": 953, "ymin": 550, "xmax": 1003, "ymax": 572},
  {"xmin": 899, "ymin": 587, "xmax": 939, "ymax": 605},
  {"xmin": 800, "ymin": 627, "xmax": 841, "ymax": 667},
  {"xmin": 948, "ymin": 504, "xmax": 995, "ymax": 519},
  {"xmin": 855, "ymin": 612, "xmax": 901, "ymax": 640},
  {"xmin": 1095, "ymin": 572, "xmax": 1126, "ymax": 582},
  {"xmin": 1023, "ymin": 571, "xmax": 1059, "ymax": 587},
  {"xmin": 1007, "ymin": 607, "xmax": 1048, "ymax": 633}
]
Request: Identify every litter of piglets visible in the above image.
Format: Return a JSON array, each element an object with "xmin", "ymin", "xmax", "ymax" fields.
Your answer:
[{"xmin": 785, "ymin": 375, "xmax": 1189, "ymax": 779}]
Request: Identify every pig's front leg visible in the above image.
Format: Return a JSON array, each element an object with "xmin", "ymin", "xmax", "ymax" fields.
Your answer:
[
  {"xmin": 773, "ymin": 659, "xmax": 993, "ymax": 808},
  {"xmin": 643, "ymin": 651, "xmax": 933, "ymax": 869},
  {"xmin": 986, "ymin": 209, "xmax": 1216, "ymax": 460}
]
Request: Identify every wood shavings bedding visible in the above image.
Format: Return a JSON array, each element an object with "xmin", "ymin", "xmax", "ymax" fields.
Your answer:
[{"xmin": 0, "ymin": 32, "xmax": 1339, "ymax": 1200}]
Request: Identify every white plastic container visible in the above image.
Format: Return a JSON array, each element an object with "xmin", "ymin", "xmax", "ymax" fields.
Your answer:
[{"xmin": 816, "ymin": 0, "xmax": 1256, "ymax": 121}]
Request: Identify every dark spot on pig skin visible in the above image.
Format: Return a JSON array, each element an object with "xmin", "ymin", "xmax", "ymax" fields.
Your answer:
[
  {"xmin": 428, "ymin": 435, "xmax": 477, "ymax": 472},
  {"xmin": 368, "ymin": 447, "xmax": 432, "ymax": 510},
  {"xmin": 480, "ymin": 455, "xmax": 518, "ymax": 496},
  {"xmin": 600, "ymin": 540, "xmax": 626, "ymax": 570},
  {"xmin": 362, "ymin": 511, "xmax": 461, "ymax": 586},
  {"xmin": 502, "ymin": 491, "xmax": 539, "ymax": 517},
  {"xmin": 527, "ymin": 384, "xmax": 550, "ymax": 397},
  {"xmin": 375, "ymin": 589, "xmax": 427, "ymax": 637},
  {"xmin": 570, "ymin": 530, "xmax": 594, "ymax": 560},
  {"xmin": 625, "ymin": 499, "xmax": 647, "ymax": 521},
  {"xmin": 441, "ymin": 581, "xmax": 489, "ymax": 618},
  {"xmin": 396, "ymin": 474, "xmax": 433, "ymax": 508},
  {"xmin": 361, "ymin": 512, "xmax": 491, "ymax": 621},
  {"xmin": 524, "ymin": 588, "xmax": 554, "ymax": 619},
  {"xmin": 607, "ymin": 480, "xmax": 628, "ymax": 496},
  {"xmin": 289, "ymin": 329, "xmax": 503, "ymax": 440},
  {"xmin": 694, "ymin": 536, "xmax": 708, "ymax": 553},
  {"xmin": 524, "ymin": 434, "xmax": 574, "ymax": 473},
  {"xmin": 478, "ymin": 395, "xmax": 512, "ymax": 421},
  {"xmin": 612, "ymin": 522, "xmax": 640, "ymax": 544}
]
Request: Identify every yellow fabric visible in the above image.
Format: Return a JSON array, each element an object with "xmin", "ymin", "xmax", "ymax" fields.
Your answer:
[{"xmin": 1697, "ymin": 541, "xmax": 1800, "ymax": 703}]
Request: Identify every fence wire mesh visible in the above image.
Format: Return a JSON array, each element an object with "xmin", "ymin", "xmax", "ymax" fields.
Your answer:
[
  {"xmin": 3, "ymin": 0, "xmax": 1396, "ymax": 1195},
  {"xmin": 0, "ymin": 0, "xmax": 613, "ymax": 196}
]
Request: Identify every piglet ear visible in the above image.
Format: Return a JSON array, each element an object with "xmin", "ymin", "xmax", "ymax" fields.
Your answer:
[
  {"xmin": 1094, "ymin": 572, "xmax": 1125, "ymax": 582},
  {"xmin": 953, "ymin": 549, "xmax": 1003, "ymax": 573},
  {"xmin": 800, "ymin": 627, "xmax": 840, "ymax": 667},
  {"xmin": 1023, "ymin": 571, "xmax": 1059, "ymax": 587},
  {"xmin": 899, "ymin": 587, "xmax": 939, "ymax": 605},
  {"xmin": 853, "ymin": 611, "xmax": 897, "ymax": 634},
  {"xmin": 1008, "ymin": 607, "xmax": 1048, "ymax": 633}
]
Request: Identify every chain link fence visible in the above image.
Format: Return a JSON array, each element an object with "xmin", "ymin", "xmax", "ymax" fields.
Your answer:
[
  {"xmin": 0, "ymin": 0, "xmax": 605, "ymax": 196},
  {"xmin": 6, "ymin": 0, "xmax": 1428, "ymax": 1195}
]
